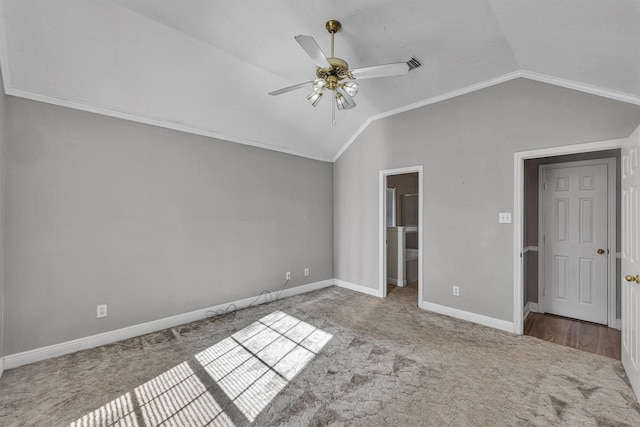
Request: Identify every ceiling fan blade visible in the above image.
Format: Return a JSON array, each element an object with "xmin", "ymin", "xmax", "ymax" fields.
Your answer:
[
  {"xmin": 350, "ymin": 62, "xmax": 410, "ymax": 80},
  {"xmin": 268, "ymin": 81, "xmax": 312, "ymax": 96},
  {"xmin": 337, "ymin": 87, "xmax": 356, "ymax": 110},
  {"xmin": 294, "ymin": 35, "xmax": 331, "ymax": 68}
]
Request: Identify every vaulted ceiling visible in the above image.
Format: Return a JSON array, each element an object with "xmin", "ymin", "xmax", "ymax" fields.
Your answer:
[{"xmin": 1, "ymin": 0, "xmax": 638, "ymax": 161}]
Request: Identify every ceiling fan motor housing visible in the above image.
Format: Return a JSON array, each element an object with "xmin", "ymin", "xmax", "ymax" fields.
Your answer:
[{"xmin": 316, "ymin": 57, "xmax": 349, "ymax": 89}]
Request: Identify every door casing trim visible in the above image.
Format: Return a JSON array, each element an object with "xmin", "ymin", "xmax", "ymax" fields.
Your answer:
[
  {"xmin": 379, "ymin": 165, "xmax": 423, "ymax": 301},
  {"xmin": 513, "ymin": 138, "xmax": 625, "ymax": 334}
]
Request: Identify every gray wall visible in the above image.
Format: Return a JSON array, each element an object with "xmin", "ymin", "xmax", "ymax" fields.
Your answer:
[
  {"xmin": 4, "ymin": 97, "xmax": 334, "ymax": 355},
  {"xmin": 0, "ymin": 67, "xmax": 5, "ymax": 367},
  {"xmin": 523, "ymin": 150, "xmax": 621, "ymax": 318},
  {"xmin": 334, "ymin": 78, "xmax": 640, "ymax": 323}
]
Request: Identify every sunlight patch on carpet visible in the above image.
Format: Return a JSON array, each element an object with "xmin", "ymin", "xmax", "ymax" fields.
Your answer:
[
  {"xmin": 69, "ymin": 311, "xmax": 331, "ymax": 426},
  {"xmin": 69, "ymin": 392, "xmax": 137, "ymax": 427},
  {"xmin": 195, "ymin": 311, "xmax": 332, "ymax": 422}
]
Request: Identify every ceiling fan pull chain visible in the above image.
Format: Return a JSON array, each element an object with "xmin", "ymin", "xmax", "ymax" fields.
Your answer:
[{"xmin": 332, "ymin": 97, "xmax": 336, "ymax": 126}]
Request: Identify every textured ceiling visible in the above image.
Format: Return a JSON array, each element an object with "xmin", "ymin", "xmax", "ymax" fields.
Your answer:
[{"xmin": 0, "ymin": 0, "xmax": 638, "ymax": 161}]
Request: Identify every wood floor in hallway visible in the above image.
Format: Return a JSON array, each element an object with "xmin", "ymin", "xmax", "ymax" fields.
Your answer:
[{"xmin": 524, "ymin": 312, "xmax": 621, "ymax": 360}]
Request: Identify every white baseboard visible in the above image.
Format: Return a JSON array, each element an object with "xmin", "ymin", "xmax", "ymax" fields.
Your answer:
[
  {"xmin": 3, "ymin": 279, "xmax": 334, "ymax": 370},
  {"xmin": 615, "ymin": 318, "xmax": 622, "ymax": 330},
  {"xmin": 334, "ymin": 279, "xmax": 383, "ymax": 298},
  {"xmin": 386, "ymin": 277, "xmax": 407, "ymax": 287},
  {"xmin": 0, "ymin": 357, "xmax": 3, "ymax": 378},
  {"xmin": 524, "ymin": 302, "xmax": 539, "ymax": 320},
  {"xmin": 420, "ymin": 300, "xmax": 514, "ymax": 333}
]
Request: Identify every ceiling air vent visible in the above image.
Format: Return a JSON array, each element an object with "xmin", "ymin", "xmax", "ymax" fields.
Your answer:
[{"xmin": 407, "ymin": 56, "xmax": 422, "ymax": 71}]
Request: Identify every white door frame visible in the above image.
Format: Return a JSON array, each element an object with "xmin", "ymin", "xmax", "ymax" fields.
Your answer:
[
  {"xmin": 379, "ymin": 165, "xmax": 423, "ymax": 301},
  {"xmin": 513, "ymin": 138, "xmax": 625, "ymax": 334},
  {"xmin": 537, "ymin": 158, "xmax": 617, "ymax": 327}
]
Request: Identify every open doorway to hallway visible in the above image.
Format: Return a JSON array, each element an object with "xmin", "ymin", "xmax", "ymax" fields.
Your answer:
[
  {"xmin": 379, "ymin": 166, "xmax": 423, "ymax": 306},
  {"xmin": 522, "ymin": 149, "xmax": 621, "ymax": 359}
]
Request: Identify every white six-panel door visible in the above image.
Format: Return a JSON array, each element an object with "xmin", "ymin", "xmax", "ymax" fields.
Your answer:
[
  {"xmin": 622, "ymin": 126, "xmax": 640, "ymax": 402},
  {"xmin": 541, "ymin": 161, "xmax": 609, "ymax": 324}
]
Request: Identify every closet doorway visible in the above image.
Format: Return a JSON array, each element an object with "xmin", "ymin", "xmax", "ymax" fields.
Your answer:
[
  {"xmin": 379, "ymin": 166, "xmax": 423, "ymax": 305},
  {"xmin": 521, "ymin": 150, "xmax": 620, "ymax": 358}
]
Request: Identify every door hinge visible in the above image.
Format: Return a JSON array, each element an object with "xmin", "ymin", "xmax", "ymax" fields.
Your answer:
[
  {"xmin": 543, "ymin": 182, "xmax": 547, "ymax": 191},
  {"xmin": 543, "ymin": 235, "xmax": 546, "ymax": 244},
  {"xmin": 543, "ymin": 288, "xmax": 545, "ymax": 297}
]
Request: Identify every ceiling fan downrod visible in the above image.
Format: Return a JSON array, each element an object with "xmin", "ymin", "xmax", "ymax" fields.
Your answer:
[
  {"xmin": 325, "ymin": 20, "xmax": 341, "ymax": 58},
  {"xmin": 315, "ymin": 20, "xmax": 349, "ymax": 87}
]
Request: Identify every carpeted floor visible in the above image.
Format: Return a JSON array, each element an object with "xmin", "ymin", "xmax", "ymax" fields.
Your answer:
[{"xmin": 1, "ymin": 283, "xmax": 639, "ymax": 426}]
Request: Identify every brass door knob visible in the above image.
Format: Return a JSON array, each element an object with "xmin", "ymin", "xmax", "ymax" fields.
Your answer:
[
  {"xmin": 626, "ymin": 275, "xmax": 640, "ymax": 284},
  {"xmin": 597, "ymin": 249, "xmax": 605, "ymax": 254}
]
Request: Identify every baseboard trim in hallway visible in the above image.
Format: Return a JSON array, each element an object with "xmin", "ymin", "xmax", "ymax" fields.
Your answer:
[
  {"xmin": 3, "ymin": 279, "xmax": 334, "ymax": 370},
  {"xmin": 420, "ymin": 300, "xmax": 515, "ymax": 333}
]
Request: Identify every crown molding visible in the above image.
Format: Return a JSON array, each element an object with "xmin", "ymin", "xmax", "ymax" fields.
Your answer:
[
  {"xmin": 2, "ymin": 70, "xmax": 638, "ymax": 165},
  {"xmin": 0, "ymin": 3, "xmax": 637, "ymax": 167},
  {"xmin": 0, "ymin": 2, "xmax": 334, "ymax": 163},
  {"xmin": 332, "ymin": 71, "xmax": 523, "ymax": 162},
  {"xmin": 4, "ymin": 87, "xmax": 333, "ymax": 163},
  {"xmin": 519, "ymin": 70, "xmax": 640, "ymax": 106},
  {"xmin": 332, "ymin": 70, "xmax": 640, "ymax": 162}
]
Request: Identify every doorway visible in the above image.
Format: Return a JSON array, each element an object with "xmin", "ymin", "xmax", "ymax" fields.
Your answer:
[
  {"xmin": 379, "ymin": 166, "xmax": 423, "ymax": 304},
  {"xmin": 514, "ymin": 141, "xmax": 624, "ymax": 333},
  {"xmin": 514, "ymin": 144, "xmax": 622, "ymax": 358}
]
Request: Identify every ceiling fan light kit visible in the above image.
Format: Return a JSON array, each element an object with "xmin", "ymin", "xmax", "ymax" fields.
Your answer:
[
  {"xmin": 335, "ymin": 92, "xmax": 349, "ymax": 110},
  {"xmin": 269, "ymin": 20, "xmax": 420, "ymax": 123},
  {"xmin": 307, "ymin": 91, "xmax": 323, "ymax": 107}
]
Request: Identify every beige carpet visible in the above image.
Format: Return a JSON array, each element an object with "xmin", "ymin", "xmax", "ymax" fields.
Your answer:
[{"xmin": 1, "ymin": 283, "xmax": 639, "ymax": 426}]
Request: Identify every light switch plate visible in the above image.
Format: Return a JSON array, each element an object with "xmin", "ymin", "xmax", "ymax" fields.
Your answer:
[{"xmin": 499, "ymin": 212, "xmax": 512, "ymax": 223}]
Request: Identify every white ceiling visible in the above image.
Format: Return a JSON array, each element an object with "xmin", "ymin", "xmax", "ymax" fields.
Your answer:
[{"xmin": 0, "ymin": 0, "xmax": 638, "ymax": 161}]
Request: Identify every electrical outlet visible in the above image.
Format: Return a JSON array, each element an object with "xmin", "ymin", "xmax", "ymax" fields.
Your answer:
[
  {"xmin": 97, "ymin": 304, "xmax": 107, "ymax": 318},
  {"xmin": 286, "ymin": 271, "xmax": 291, "ymax": 280},
  {"xmin": 499, "ymin": 212, "xmax": 512, "ymax": 223},
  {"xmin": 452, "ymin": 286, "xmax": 460, "ymax": 297},
  {"xmin": 304, "ymin": 268, "xmax": 309, "ymax": 277}
]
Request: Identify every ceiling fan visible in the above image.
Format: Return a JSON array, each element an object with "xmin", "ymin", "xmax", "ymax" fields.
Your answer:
[{"xmin": 269, "ymin": 20, "xmax": 420, "ymax": 123}]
